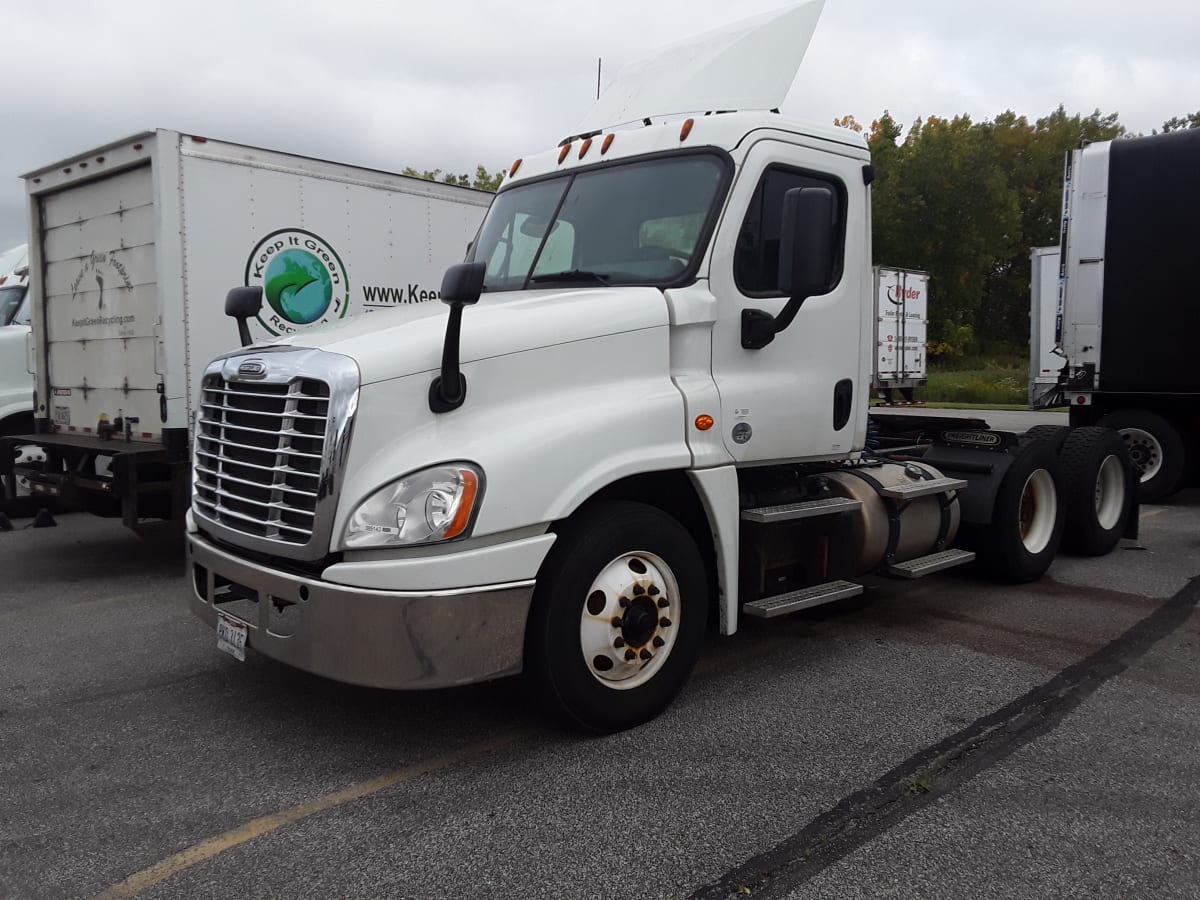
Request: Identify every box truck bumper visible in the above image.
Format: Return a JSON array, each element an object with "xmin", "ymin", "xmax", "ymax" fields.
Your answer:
[{"xmin": 187, "ymin": 533, "xmax": 537, "ymax": 690}]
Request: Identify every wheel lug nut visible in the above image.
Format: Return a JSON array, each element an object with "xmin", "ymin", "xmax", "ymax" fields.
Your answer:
[
  {"xmin": 611, "ymin": 617, "xmax": 623, "ymax": 627},
  {"xmin": 648, "ymin": 585, "xmax": 660, "ymax": 596},
  {"xmin": 624, "ymin": 649, "xmax": 637, "ymax": 661},
  {"xmin": 614, "ymin": 637, "xmax": 625, "ymax": 648},
  {"xmin": 653, "ymin": 636, "xmax": 665, "ymax": 647},
  {"xmin": 659, "ymin": 617, "xmax": 672, "ymax": 628},
  {"xmin": 639, "ymin": 649, "xmax": 653, "ymax": 661},
  {"xmin": 657, "ymin": 597, "xmax": 669, "ymax": 609},
  {"xmin": 633, "ymin": 585, "xmax": 645, "ymax": 596},
  {"xmin": 618, "ymin": 597, "xmax": 630, "ymax": 608}
]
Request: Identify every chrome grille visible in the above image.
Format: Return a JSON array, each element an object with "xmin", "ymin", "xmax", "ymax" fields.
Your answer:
[{"xmin": 194, "ymin": 375, "xmax": 330, "ymax": 543}]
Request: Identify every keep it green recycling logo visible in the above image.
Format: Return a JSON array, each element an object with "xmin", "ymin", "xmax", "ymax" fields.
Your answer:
[{"xmin": 245, "ymin": 229, "xmax": 349, "ymax": 336}]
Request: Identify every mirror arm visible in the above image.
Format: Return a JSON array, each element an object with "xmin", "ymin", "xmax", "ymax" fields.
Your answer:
[
  {"xmin": 741, "ymin": 294, "xmax": 808, "ymax": 350},
  {"xmin": 429, "ymin": 302, "xmax": 468, "ymax": 412}
]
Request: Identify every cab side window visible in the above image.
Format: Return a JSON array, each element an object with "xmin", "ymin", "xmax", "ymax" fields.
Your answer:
[{"xmin": 734, "ymin": 167, "xmax": 845, "ymax": 296}]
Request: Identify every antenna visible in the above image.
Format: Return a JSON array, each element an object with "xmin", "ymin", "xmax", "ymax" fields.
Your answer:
[{"xmin": 596, "ymin": 57, "xmax": 602, "ymax": 100}]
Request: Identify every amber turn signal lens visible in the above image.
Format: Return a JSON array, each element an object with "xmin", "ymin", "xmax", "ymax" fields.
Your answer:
[
  {"xmin": 444, "ymin": 469, "xmax": 480, "ymax": 540},
  {"xmin": 601, "ymin": 134, "xmax": 615, "ymax": 155},
  {"xmin": 695, "ymin": 415, "xmax": 714, "ymax": 431},
  {"xmin": 579, "ymin": 138, "xmax": 592, "ymax": 159},
  {"xmin": 558, "ymin": 144, "xmax": 571, "ymax": 164},
  {"xmin": 679, "ymin": 118, "xmax": 694, "ymax": 141},
  {"xmin": 509, "ymin": 158, "xmax": 522, "ymax": 178}
]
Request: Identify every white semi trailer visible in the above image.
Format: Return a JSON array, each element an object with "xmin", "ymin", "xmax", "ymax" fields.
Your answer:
[
  {"xmin": 2, "ymin": 131, "xmax": 490, "ymax": 528},
  {"xmin": 184, "ymin": 3, "xmax": 1135, "ymax": 732}
]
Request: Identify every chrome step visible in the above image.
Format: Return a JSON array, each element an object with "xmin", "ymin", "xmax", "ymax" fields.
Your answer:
[
  {"xmin": 878, "ymin": 477, "xmax": 968, "ymax": 500},
  {"xmin": 886, "ymin": 548, "xmax": 976, "ymax": 579},
  {"xmin": 742, "ymin": 580, "xmax": 864, "ymax": 618},
  {"xmin": 740, "ymin": 496, "xmax": 863, "ymax": 523}
]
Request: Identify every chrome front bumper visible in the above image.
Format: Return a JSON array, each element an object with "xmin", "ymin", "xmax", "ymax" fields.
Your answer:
[{"xmin": 187, "ymin": 534, "xmax": 535, "ymax": 689}]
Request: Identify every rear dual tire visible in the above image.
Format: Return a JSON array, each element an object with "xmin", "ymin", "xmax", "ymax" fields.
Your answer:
[{"xmin": 1096, "ymin": 409, "xmax": 1187, "ymax": 503}]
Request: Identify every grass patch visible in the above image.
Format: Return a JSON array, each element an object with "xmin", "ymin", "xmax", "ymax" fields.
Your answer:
[{"xmin": 921, "ymin": 356, "xmax": 1028, "ymax": 405}]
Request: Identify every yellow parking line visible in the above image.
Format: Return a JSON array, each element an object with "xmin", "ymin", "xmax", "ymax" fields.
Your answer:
[
  {"xmin": 96, "ymin": 730, "xmax": 525, "ymax": 899},
  {"xmin": 1139, "ymin": 506, "xmax": 1168, "ymax": 519}
]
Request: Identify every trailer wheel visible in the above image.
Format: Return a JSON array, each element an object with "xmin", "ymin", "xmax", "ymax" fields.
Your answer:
[
  {"xmin": 1058, "ymin": 427, "xmax": 1134, "ymax": 556},
  {"xmin": 1096, "ymin": 409, "xmax": 1186, "ymax": 503},
  {"xmin": 970, "ymin": 440, "xmax": 1065, "ymax": 583},
  {"xmin": 1021, "ymin": 424, "xmax": 1069, "ymax": 449},
  {"xmin": 524, "ymin": 501, "xmax": 707, "ymax": 733}
]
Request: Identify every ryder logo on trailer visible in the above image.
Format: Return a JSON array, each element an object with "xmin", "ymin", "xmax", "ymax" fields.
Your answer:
[{"xmin": 245, "ymin": 229, "xmax": 350, "ymax": 336}]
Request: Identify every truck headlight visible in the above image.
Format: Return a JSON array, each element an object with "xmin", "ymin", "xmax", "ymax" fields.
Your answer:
[{"xmin": 343, "ymin": 464, "xmax": 482, "ymax": 549}]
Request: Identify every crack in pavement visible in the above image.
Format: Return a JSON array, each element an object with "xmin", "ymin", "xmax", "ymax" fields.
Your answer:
[{"xmin": 689, "ymin": 576, "xmax": 1200, "ymax": 900}]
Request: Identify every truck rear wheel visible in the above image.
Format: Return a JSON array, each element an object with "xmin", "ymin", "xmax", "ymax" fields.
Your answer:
[
  {"xmin": 967, "ymin": 441, "xmax": 1065, "ymax": 583},
  {"xmin": 1096, "ymin": 409, "xmax": 1186, "ymax": 503},
  {"xmin": 1058, "ymin": 427, "xmax": 1133, "ymax": 556},
  {"xmin": 524, "ymin": 501, "xmax": 708, "ymax": 733}
]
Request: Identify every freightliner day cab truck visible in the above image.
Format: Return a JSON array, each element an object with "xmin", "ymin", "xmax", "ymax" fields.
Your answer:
[
  {"xmin": 2, "ymin": 133, "xmax": 490, "ymax": 529},
  {"xmin": 186, "ymin": 2, "xmax": 1136, "ymax": 732},
  {"xmin": 1033, "ymin": 128, "xmax": 1200, "ymax": 502}
]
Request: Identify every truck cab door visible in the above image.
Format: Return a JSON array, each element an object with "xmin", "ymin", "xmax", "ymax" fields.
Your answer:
[{"xmin": 708, "ymin": 138, "xmax": 869, "ymax": 464}]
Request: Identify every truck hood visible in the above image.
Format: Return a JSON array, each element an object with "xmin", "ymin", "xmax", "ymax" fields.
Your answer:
[{"xmin": 262, "ymin": 287, "xmax": 669, "ymax": 385}]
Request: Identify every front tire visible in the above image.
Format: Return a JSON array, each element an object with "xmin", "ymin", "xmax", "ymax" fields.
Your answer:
[{"xmin": 524, "ymin": 501, "xmax": 708, "ymax": 733}]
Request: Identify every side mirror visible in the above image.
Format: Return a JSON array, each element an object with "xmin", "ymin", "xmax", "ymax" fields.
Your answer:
[
  {"xmin": 225, "ymin": 286, "xmax": 263, "ymax": 347},
  {"xmin": 429, "ymin": 262, "xmax": 487, "ymax": 413},
  {"xmin": 778, "ymin": 186, "xmax": 835, "ymax": 297},
  {"xmin": 742, "ymin": 186, "xmax": 837, "ymax": 350},
  {"xmin": 440, "ymin": 262, "xmax": 486, "ymax": 306}
]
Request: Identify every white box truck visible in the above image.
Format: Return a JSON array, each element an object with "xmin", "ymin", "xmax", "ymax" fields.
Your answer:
[
  {"xmin": 0, "ymin": 244, "xmax": 32, "ymax": 436},
  {"xmin": 1, "ymin": 131, "xmax": 490, "ymax": 528},
  {"xmin": 873, "ymin": 265, "xmax": 927, "ymax": 403},
  {"xmin": 1035, "ymin": 129, "xmax": 1200, "ymax": 501},
  {"xmin": 1028, "ymin": 246, "xmax": 1062, "ymax": 408},
  {"xmin": 184, "ymin": 4, "xmax": 1136, "ymax": 732}
]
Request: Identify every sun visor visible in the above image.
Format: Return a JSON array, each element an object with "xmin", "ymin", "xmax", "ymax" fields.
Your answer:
[{"xmin": 577, "ymin": 0, "xmax": 825, "ymax": 134}]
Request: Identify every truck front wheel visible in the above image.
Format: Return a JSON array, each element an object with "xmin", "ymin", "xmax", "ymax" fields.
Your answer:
[
  {"xmin": 1096, "ymin": 409, "xmax": 1186, "ymax": 503},
  {"xmin": 524, "ymin": 501, "xmax": 708, "ymax": 733}
]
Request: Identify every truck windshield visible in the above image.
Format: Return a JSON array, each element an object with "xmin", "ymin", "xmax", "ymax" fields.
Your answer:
[
  {"xmin": 0, "ymin": 285, "xmax": 27, "ymax": 326},
  {"xmin": 470, "ymin": 153, "xmax": 728, "ymax": 292}
]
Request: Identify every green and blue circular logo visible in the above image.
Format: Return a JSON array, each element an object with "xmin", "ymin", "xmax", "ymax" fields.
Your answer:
[{"xmin": 245, "ymin": 229, "xmax": 349, "ymax": 336}]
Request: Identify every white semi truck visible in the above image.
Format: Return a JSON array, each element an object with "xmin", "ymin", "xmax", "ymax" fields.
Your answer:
[
  {"xmin": 0, "ymin": 244, "xmax": 32, "ymax": 435},
  {"xmin": 873, "ymin": 265, "xmax": 927, "ymax": 403},
  {"xmin": 1034, "ymin": 129, "xmax": 1200, "ymax": 502},
  {"xmin": 184, "ymin": 3, "xmax": 1136, "ymax": 732},
  {"xmin": 2, "ymin": 131, "xmax": 490, "ymax": 528}
]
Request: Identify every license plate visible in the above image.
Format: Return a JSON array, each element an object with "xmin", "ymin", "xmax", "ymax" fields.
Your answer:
[
  {"xmin": 216, "ymin": 613, "xmax": 248, "ymax": 661},
  {"xmin": 53, "ymin": 406, "xmax": 70, "ymax": 426}
]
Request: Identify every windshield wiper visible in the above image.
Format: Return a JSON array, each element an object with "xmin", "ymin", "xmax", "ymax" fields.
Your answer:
[{"xmin": 528, "ymin": 269, "xmax": 611, "ymax": 286}]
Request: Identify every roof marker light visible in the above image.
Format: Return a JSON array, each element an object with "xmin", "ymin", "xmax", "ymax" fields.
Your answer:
[
  {"xmin": 96, "ymin": 156, "xmax": 105, "ymax": 163},
  {"xmin": 579, "ymin": 138, "xmax": 592, "ymax": 159},
  {"xmin": 601, "ymin": 134, "xmax": 615, "ymax": 155},
  {"xmin": 679, "ymin": 118, "xmax": 695, "ymax": 142},
  {"xmin": 509, "ymin": 158, "xmax": 522, "ymax": 178},
  {"xmin": 133, "ymin": 143, "xmax": 143, "ymax": 151},
  {"xmin": 558, "ymin": 144, "xmax": 572, "ymax": 164},
  {"xmin": 63, "ymin": 167, "xmax": 71, "ymax": 174}
]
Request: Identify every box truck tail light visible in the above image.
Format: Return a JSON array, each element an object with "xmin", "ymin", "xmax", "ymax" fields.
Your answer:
[
  {"xmin": 602, "ymin": 134, "xmax": 615, "ymax": 155},
  {"xmin": 579, "ymin": 138, "xmax": 593, "ymax": 159},
  {"xmin": 679, "ymin": 118, "xmax": 695, "ymax": 141},
  {"xmin": 509, "ymin": 158, "xmax": 522, "ymax": 178},
  {"xmin": 558, "ymin": 144, "xmax": 572, "ymax": 164}
]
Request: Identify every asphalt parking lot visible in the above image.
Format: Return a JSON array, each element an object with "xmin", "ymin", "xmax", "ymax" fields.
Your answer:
[{"xmin": 2, "ymin": 485, "xmax": 1198, "ymax": 898}]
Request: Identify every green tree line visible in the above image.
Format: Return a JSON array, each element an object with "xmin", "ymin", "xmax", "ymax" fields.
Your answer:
[
  {"xmin": 403, "ymin": 164, "xmax": 505, "ymax": 191},
  {"xmin": 839, "ymin": 107, "xmax": 1198, "ymax": 357}
]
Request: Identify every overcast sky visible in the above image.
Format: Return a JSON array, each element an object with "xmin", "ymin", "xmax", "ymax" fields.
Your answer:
[{"xmin": 1, "ymin": 0, "xmax": 1196, "ymax": 251}]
